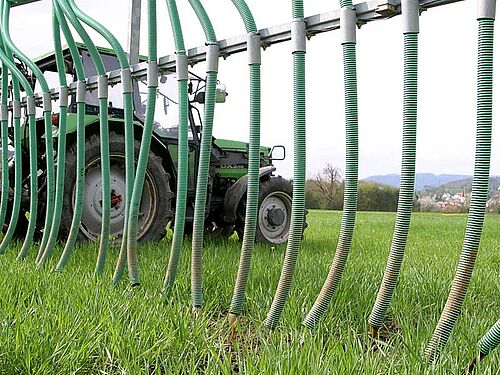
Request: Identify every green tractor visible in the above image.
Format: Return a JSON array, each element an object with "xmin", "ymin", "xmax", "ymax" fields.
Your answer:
[{"xmin": 8, "ymin": 44, "xmax": 298, "ymax": 245}]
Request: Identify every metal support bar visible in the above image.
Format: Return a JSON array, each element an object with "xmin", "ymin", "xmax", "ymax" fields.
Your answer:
[
  {"xmin": 128, "ymin": 0, "xmax": 142, "ymax": 65},
  {"xmin": 9, "ymin": 0, "xmax": 464, "ymax": 108}
]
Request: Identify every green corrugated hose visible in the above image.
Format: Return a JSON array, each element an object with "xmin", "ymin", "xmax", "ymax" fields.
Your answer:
[
  {"xmin": 1, "ymin": 1, "xmax": 45, "ymax": 254},
  {"xmin": 125, "ymin": 0, "xmax": 158, "ymax": 286},
  {"xmin": 425, "ymin": 16, "xmax": 494, "ymax": 362},
  {"xmin": 227, "ymin": 0, "xmax": 261, "ymax": 325},
  {"xmin": 0, "ymin": 15, "xmax": 37, "ymax": 256},
  {"xmin": 66, "ymin": 0, "xmax": 134, "ymax": 276},
  {"xmin": 164, "ymin": 0, "xmax": 217, "ymax": 299},
  {"xmin": 164, "ymin": 0, "xmax": 189, "ymax": 297},
  {"xmin": 44, "ymin": 0, "xmax": 111, "ymax": 270},
  {"xmin": 264, "ymin": 0, "xmax": 306, "ymax": 330},
  {"xmin": 302, "ymin": 0, "xmax": 358, "ymax": 330},
  {"xmin": 1, "ymin": 1, "xmax": 55, "ymax": 260},
  {"xmin": 468, "ymin": 319, "xmax": 500, "ymax": 372},
  {"xmin": 39, "ymin": 5, "xmax": 72, "ymax": 264},
  {"xmin": 51, "ymin": 0, "xmax": 87, "ymax": 271},
  {"xmin": 0, "ymin": 49, "xmax": 9, "ymax": 232},
  {"xmin": 368, "ymin": 31, "xmax": 418, "ymax": 337}
]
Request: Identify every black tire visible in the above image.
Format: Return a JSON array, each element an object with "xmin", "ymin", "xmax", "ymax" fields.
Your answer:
[
  {"xmin": 236, "ymin": 176, "xmax": 304, "ymax": 245},
  {"xmin": 59, "ymin": 131, "xmax": 173, "ymax": 244}
]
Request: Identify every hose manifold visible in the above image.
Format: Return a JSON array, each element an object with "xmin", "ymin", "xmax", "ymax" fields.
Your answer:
[
  {"xmin": 340, "ymin": 7, "xmax": 357, "ymax": 44},
  {"xmin": 247, "ymin": 33, "xmax": 261, "ymax": 65},
  {"xmin": 43, "ymin": 92, "xmax": 53, "ymax": 113},
  {"xmin": 176, "ymin": 54, "xmax": 189, "ymax": 81},
  {"xmin": 478, "ymin": 0, "xmax": 496, "ymax": 19},
  {"xmin": 291, "ymin": 18, "xmax": 306, "ymax": 53},
  {"xmin": 206, "ymin": 44, "xmax": 219, "ymax": 73}
]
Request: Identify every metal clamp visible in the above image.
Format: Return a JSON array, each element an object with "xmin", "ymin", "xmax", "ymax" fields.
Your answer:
[
  {"xmin": 247, "ymin": 33, "xmax": 261, "ymax": 65},
  {"xmin": 147, "ymin": 61, "xmax": 159, "ymax": 87},
  {"xmin": 176, "ymin": 53, "xmax": 189, "ymax": 81},
  {"xmin": 43, "ymin": 92, "xmax": 52, "ymax": 113},
  {"xmin": 76, "ymin": 80, "xmax": 87, "ymax": 103},
  {"xmin": 121, "ymin": 68, "xmax": 133, "ymax": 93},
  {"xmin": 291, "ymin": 18, "xmax": 307, "ymax": 53},
  {"xmin": 59, "ymin": 86, "xmax": 69, "ymax": 107},
  {"xmin": 27, "ymin": 96, "xmax": 36, "ymax": 116},
  {"xmin": 13, "ymin": 101, "xmax": 21, "ymax": 119},
  {"xmin": 206, "ymin": 44, "xmax": 219, "ymax": 73},
  {"xmin": 478, "ymin": 0, "xmax": 496, "ymax": 19},
  {"xmin": 98, "ymin": 74, "xmax": 109, "ymax": 99},
  {"xmin": 0, "ymin": 104, "xmax": 7, "ymax": 122},
  {"xmin": 402, "ymin": 0, "xmax": 420, "ymax": 34},
  {"xmin": 340, "ymin": 7, "xmax": 357, "ymax": 44}
]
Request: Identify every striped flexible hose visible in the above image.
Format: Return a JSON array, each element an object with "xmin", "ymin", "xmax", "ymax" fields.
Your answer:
[
  {"xmin": 425, "ymin": 8, "xmax": 495, "ymax": 361},
  {"xmin": 368, "ymin": 0, "xmax": 419, "ymax": 335},
  {"xmin": 263, "ymin": 0, "xmax": 306, "ymax": 330},
  {"xmin": 302, "ymin": 0, "xmax": 359, "ymax": 330}
]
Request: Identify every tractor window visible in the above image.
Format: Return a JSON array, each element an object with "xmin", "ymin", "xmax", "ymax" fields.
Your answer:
[{"xmin": 138, "ymin": 73, "xmax": 194, "ymax": 140}]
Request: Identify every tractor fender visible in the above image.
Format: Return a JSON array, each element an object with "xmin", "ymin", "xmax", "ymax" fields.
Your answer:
[{"xmin": 222, "ymin": 166, "xmax": 276, "ymax": 223}]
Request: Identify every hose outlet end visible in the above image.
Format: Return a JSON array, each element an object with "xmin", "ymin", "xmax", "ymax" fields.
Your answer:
[
  {"xmin": 0, "ymin": 104, "xmax": 7, "ymax": 122},
  {"xmin": 147, "ymin": 61, "xmax": 159, "ymax": 88},
  {"xmin": 228, "ymin": 313, "xmax": 238, "ymax": 329},
  {"xmin": 59, "ymin": 86, "xmax": 69, "ymax": 107},
  {"xmin": 340, "ymin": 7, "xmax": 357, "ymax": 44},
  {"xmin": 176, "ymin": 54, "xmax": 189, "ymax": 81},
  {"xmin": 478, "ymin": 0, "xmax": 496, "ymax": 19},
  {"xmin": 121, "ymin": 68, "xmax": 133, "ymax": 93},
  {"xmin": 291, "ymin": 18, "xmax": 307, "ymax": 53},
  {"xmin": 206, "ymin": 44, "xmax": 219, "ymax": 73},
  {"xmin": 42, "ymin": 92, "xmax": 52, "ymax": 113},
  {"xmin": 247, "ymin": 33, "xmax": 261, "ymax": 65},
  {"xmin": 76, "ymin": 80, "xmax": 87, "ymax": 103},
  {"xmin": 402, "ymin": 0, "xmax": 420, "ymax": 34},
  {"xmin": 98, "ymin": 75, "xmax": 109, "ymax": 99}
]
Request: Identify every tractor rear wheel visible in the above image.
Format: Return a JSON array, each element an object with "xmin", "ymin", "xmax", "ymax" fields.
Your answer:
[{"xmin": 60, "ymin": 131, "xmax": 173, "ymax": 244}]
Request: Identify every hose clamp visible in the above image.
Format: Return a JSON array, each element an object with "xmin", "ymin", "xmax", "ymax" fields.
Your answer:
[
  {"xmin": 402, "ymin": 0, "xmax": 420, "ymax": 34},
  {"xmin": 247, "ymin": 33, "xmax": 261, "ymax": 65},
  {"xmin": 478, "ymin": 0, "xmax": 496, "ymax": 19},
  {"xmin": 13, "ymin": 100, "xmax": 21, "ymax": 119},
  {"xmin": 27, "ymin": 96, "xmax": 36, "ymax": 116},
  {"xmin": 76, "ymin": 80, "xmax": 86, "ymax": 103},
  {"xmin": 206, "ymin": 44, "xmax": 219, "ymax": 73},
  {"xmin": 340, "ymin": 7, "xmax": 357, "ymax": 44},
  {"xmin": 147, "ymin": 61, "xmax": 159, "ymax": 87},
  {"xmin": 176, "ymin": 53, "xmax": 189, "ymax": 81},
  {"xmin": 291, "ymin": 18, "xmax": 307, "ymax": 53},
  {"xmin": 121, "ymin": 68, "xmax": 133, "ymax": 93},
  {"xmin": 98, "ymin": 74, "xmax": 109, "ymax": 99},
  {"xmin": 43, "ymin": 92, "xmax": 52, "ymax": 113},
  {"xmin": 0, "ymin": 104, "xmax": 7, "ymax": 122},
  {"xmin": 59, "ymin": 86, "xmax": 69, "ymax": 107}
]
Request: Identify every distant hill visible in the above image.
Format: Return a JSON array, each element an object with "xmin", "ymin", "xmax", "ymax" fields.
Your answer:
[
  {"xmin": 421, "ymin": 176, "xmax": 500, "ymax": 196},
  {"xmin": 363, "ymin": 173, "xmax": 471, "ymax": 190}
]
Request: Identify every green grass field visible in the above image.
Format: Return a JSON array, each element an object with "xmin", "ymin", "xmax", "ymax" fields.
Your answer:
[{"xmin": 0, "ymin": 211, "xmax": 498, "ymax": 374}]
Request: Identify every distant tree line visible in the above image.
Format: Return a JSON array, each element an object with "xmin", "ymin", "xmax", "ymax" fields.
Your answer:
[{"xmin": 306, "ymin": 164, "xmax": 399, "ymax": 212}]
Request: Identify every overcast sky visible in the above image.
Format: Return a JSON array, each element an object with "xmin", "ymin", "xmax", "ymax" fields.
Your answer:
[{"xmin": 9, "ymin": 0, "xmax": 500, "ymax": 179}]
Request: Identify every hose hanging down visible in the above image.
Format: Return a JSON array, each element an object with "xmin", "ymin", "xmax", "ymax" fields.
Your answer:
[
  {"xmin": 0, "ymin": 43, "xmax": 10, "ymax": 234},
  {"xmin": 125, "ymin": 0, "xmax": 158, "ymax": 286},
  {"xmin": 226, "ymin": 0, "xmax": 261, "ymax": 325},
  {"xmin": 264, "ymin": 0, "xmax": 306, "ymax": 330},
  {"xmin": 425, "ymin": 0, "xmax": 495, "ymax": 361},
  {"xmin": 368, "ymin": 0, "xmax": 419, "ymax": 337},
  {"xmin": 164, "ymin": 0, "xmax": 217, "ymax": 299},
  {"xmin": 163, "ymin": 0, "xmax": 189, "ymax": 297},
  {"xmin": 302, "ymin": 0, "xmax": 359, "ymax": 330}
]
